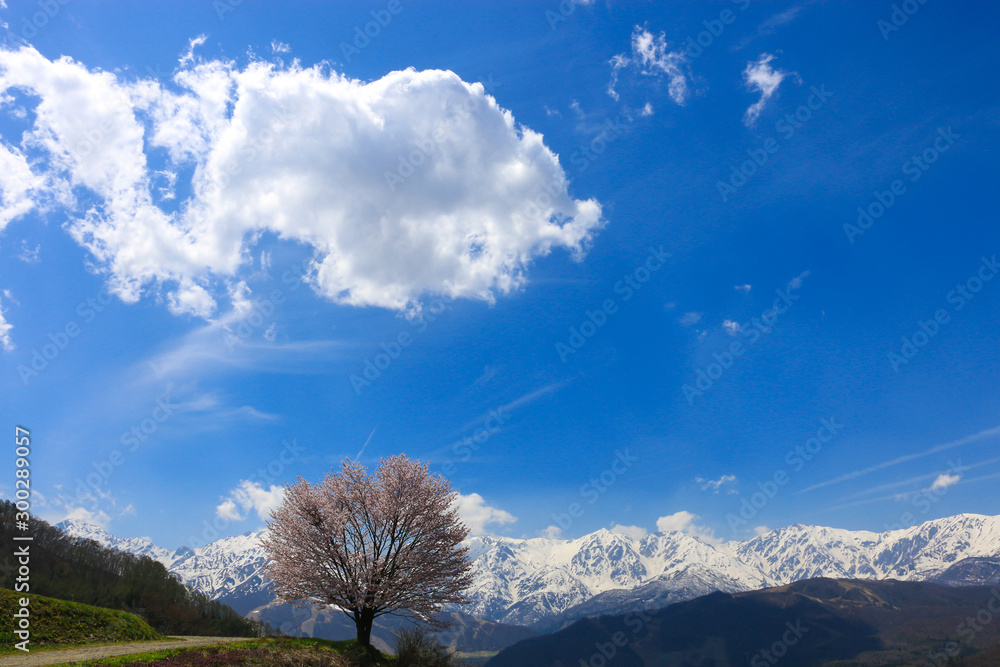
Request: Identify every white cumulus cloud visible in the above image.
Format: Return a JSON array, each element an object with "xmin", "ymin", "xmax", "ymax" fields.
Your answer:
[
  {"xmin": 930, "ymin": 473, "xmax": 961, "ymax": 491},
  {"xmin": 167, "ymin": 280, "xmax": 217, "ymax": 318},
  {"xmin": 540, "ymin": 525, "xmax": 563, "ymax": 539},
  {"xmin": 0, "ymin": 142, "xmax": 44, "ymax": 228},
  {"xmin": 609, "ymin": 523, "xmax": 648, "ymax": 540},
  {"xmin": 0, "ymin": 46, "xmax": 603, "ymax": 317},
  {"xmin": 453, "ymin": 492, "xmax": 516, "ymax": 536},
  {"xmin": 0, "ymin": 290, "xmax": 13, "ymax": 350},
  {"xmin": 216, "ymin": 479, "xmax": 286, "ymax": 522},
  {"xmin": 656, "ymin": 510, "xmax": 721, "ymax": 544},
  {"xmin": 62, "ymin": 506, "xmax": 112, "ymax": 528},
  {"xmin": 742, "ymin": 53, "xmax": 796, "ymax": 127}
]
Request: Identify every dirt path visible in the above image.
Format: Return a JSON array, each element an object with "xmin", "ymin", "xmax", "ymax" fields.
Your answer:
[{"xmin": 0, "ymin": 636, "xmax": 255, "ymax": 666}]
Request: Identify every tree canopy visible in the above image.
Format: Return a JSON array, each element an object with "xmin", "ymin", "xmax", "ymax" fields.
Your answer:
[{"xmin": 262, "ymin": 455, "xmax": 472, "ymax": 646}]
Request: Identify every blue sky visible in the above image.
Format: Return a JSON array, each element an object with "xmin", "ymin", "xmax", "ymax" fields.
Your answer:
[{"xmin": 1, "ymin": 0, "xmax": 999, "ymax": 550}]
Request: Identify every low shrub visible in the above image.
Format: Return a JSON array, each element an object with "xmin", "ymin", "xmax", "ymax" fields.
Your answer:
[{"xmin": 394, "ymin": 627, "xmax": 459, "ymax": 667}]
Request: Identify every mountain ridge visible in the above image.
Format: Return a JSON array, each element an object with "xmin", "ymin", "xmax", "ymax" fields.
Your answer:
[{"xmin": 57, "ymin": 512, "xmax": 1000, "ymax": 628}]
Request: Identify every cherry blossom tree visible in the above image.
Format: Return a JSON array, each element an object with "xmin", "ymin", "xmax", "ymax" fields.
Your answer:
[{"xmin": 261, "ymin": 455, "xmax": 473, "ymax": 647}]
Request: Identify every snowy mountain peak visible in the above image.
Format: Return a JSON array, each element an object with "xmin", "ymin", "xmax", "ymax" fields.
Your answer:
[
  {"xmin": 55, "ymin": 512, "xmax": 1000, "ymax": 627},
  {"xmin": 57, "ymin": 519, "xmax": 177, "ymax": 568}
]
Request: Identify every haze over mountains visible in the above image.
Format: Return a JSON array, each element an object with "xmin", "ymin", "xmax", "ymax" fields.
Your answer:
[{"xmin": 58, "ymin": 512, "xmax": 1000, "ymax": 632}]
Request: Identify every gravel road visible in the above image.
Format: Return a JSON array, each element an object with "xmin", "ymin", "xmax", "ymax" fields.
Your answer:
[{"xmin": 0, "ymin": 636, "xmax": 255, "ymax": 666}]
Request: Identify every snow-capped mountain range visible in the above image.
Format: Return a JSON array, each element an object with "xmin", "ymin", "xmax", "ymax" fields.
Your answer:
[{"xmin": 56, "ymin": 513, "xmax": 1000, "ymax": 627}]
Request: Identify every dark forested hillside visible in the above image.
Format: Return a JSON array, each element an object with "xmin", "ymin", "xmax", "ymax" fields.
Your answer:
[
  {"xmin": 488, "ymin": 578, "xmax": 1000, "ymax": 666},
  {"xmin": 0, "ymin": 501, "xmax": 265, "ymax": 637}
]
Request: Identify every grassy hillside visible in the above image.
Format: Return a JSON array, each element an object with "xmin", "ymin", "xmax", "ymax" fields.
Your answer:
[
  {"xmin": 0, "ymin": 501, "xmax": 265, "ymax": 637},
  {"xmin": 0, "ymin": 588, "xmax": 161, "ymax": 654}
]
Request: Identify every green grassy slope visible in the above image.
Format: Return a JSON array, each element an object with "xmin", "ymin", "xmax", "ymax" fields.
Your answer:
[{"xmin": 0, "ymin": 588, "xmax": 161, "ymax": 654}]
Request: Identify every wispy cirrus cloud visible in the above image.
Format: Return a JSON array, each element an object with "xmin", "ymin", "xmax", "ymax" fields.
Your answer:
[
  {"xmin": 827, "ymin": 471, "xmax": 1000, "ymax": 512},
  {"xmin": 455, "ymin": 379, "xmax": 570, "ymax": 434},
  {"xmin": 733, "ymin": 5, "xmax": 810, "ymax": 51},
  {"xmin": 801, "ymin": 425, "xmax": 1000, "ymax": 494},
  {"xmin": 835, "ymin": 457, "xmax": 1000, "ymax": 502},
  {"xmin": 695, "ymin": 473, "xmax": 737, "ymax": 493}
]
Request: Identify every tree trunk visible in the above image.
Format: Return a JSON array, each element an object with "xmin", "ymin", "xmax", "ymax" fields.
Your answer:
[{"xmin": 355, "ymin": 607, "xmax": 375, "ymax": 647}]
